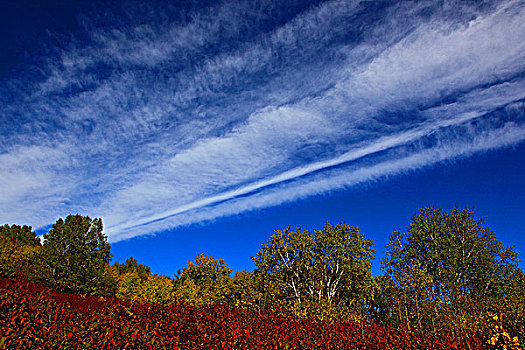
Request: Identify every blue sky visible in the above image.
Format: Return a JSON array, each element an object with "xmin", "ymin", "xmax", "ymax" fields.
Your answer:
[{"xmin": 1, "ymin": 0, "xmax": 524, "ymax": 277}]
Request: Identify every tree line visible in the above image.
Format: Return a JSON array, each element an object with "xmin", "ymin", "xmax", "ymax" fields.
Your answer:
[{"xmin": 1, "ymin": 207, "xmax": 524, "ymax": 346}]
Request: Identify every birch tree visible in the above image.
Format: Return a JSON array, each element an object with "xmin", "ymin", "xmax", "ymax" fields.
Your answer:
[
  {"xmin": 252, "ymin": 222, "xmax": 375, "ymax": 309},
  {"xmin": 381, "ymin": 206, "xmax": 522, "ymax": 332}
]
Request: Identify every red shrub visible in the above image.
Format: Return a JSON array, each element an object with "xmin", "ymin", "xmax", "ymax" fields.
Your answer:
[{"xmin": 0, "ymin": 278, "xmax": 484, "ymax": 349}]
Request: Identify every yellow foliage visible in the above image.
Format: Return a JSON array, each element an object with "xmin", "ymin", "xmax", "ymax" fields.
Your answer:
[
  {"xmin": 117, "ymin": 272, "xmax": 175, "ymax": 305},
  {"xmin": 138, "ymin": 274, "xmax": 174, "ymax": 305},
  {"xmin": 173, "ymin": 278, "xmax": 204, "ymax": 306},
  {"xmin": 486, "ymin": 312, "xmax": 523, "ymax": 350},
  {"xmin": 173, "ymin": 276, "xmax": 233, "ymax": 307},
  {"xmin": 116, "ymin": 271, "xmax": 142, "ymax": 302},
  {"xmin": 290, "ymin": 299, "xmax": 365, "ymax": 323},
  {"xmin": 0, "ymin": 237, "xmax": 41, "ymax": 277}
]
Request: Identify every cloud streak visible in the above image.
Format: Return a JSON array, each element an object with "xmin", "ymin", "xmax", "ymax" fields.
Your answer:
[{"xmin": 1, "ymin": 0, "xmax": 524, "ymax": 241}]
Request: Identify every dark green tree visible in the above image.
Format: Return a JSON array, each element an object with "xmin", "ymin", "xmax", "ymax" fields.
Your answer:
[{"xmin": 40, "ymin": 214, "xmax": 111, "ymax": 295}]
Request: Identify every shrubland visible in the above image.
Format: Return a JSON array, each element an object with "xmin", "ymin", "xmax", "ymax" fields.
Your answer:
[{"xmin": 0, "ymin": 207, "xmax": 523, "ymax": 349}]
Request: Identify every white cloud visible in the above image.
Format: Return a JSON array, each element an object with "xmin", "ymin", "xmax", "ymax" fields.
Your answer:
[
  {"xmin": 110, "ymin": 117, "xmax": 525, "ymax": 241},
  {"xmin": 0, "ymin": 0, "xmax": 524, "ymax": 240}
]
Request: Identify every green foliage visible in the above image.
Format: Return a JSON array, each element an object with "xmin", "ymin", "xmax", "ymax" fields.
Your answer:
[
  {"xmin": 97, "ymin": 264, "xmax": 119, "ymax": 298},
  {"xmin": 140, "ymin": 274, "xmax": 174, "ymax": 305},
  {"xmin": 172, "ymin": 277, "xmax": 202, "ymax": 306},
  {"xmin": 381, "ymin": 206, "xmax": 523, "ymax": 336},
  {"xmin": 176, "ymin": 253, "xmax": 232, "ymax": 283},
  {"xmin": 0, "ymin": 224, "xmax": 41, "ymax": 248},
  {"xmin": 0, "ymin": 238, "xmax": 41, "ymax": 279},
  {"xmin": 114, "ymin": 256, "xmax": 151, "ymax": 281},
  {"xmin": 116, "ymin": 271, "xmax": 143, "ymax": 302},
  {"xmin": 173, "ymin": 276, "xmax": 233, "ymax": 307},
  {"xmin": 252, "ymin": 221, "xmax": 375, "ymax": 320},
  {"xmin": 0, "ymin": 224, "xmax": 41, "ymax": 278},
  {"xmin": 2, "ymin": 206, "xmax": 524, "ymax": 348},
  {"xmin": 173, "ymin": 254, "xmax": 234, "ymax": 306},
  {"xmin": 39, "ymin": 214, "xmax": 112, "ymax": 295},
  {"xmin": 112, "ymin": 257, "xmax": 156, "ymax": 302},
  {"xmin": 230, "ymin": 270, "xmax": 283, "ymax": 312},
  {"xmin": 117, "ymin": 272, "xmax": 174, "ymax": 305}
]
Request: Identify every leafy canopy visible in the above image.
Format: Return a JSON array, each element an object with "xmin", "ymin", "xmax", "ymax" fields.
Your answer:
[
  {"xmin": 0, "ymin": 224, "xmax": 41, "ymax": 248},
  {"xmin": 173, "ymin": 254, "xmax": 234, "ymax": 306},
  {"xmin": 40, "ymin": 214, "xmax": 111, "ymax": 295},
  {"xmin": 0, "ymin": 224, "xmax": 41, "ymax": 277},
  {"xmin": 383, "ymin": 206, "xmax": 520, "ymax": 305},
  {"xmin": 176, "ymin": 253, "xmax": 232, "ymax": 285},
  {"xmin": 379, "ymin": 206, "xmax": 523, "ymax": 334},
  {"xmin": 252, "ymin": 222, "xmax": 375, "ymax": 307},
  {"xmin": 114, "ymin": 256, "xmax": 152, "ymax": 281}
]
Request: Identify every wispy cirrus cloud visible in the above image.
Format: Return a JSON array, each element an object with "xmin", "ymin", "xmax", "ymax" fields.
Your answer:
[{"xmin": 1, "ymin": 0, "xmax": 524, "ymax": 241}]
